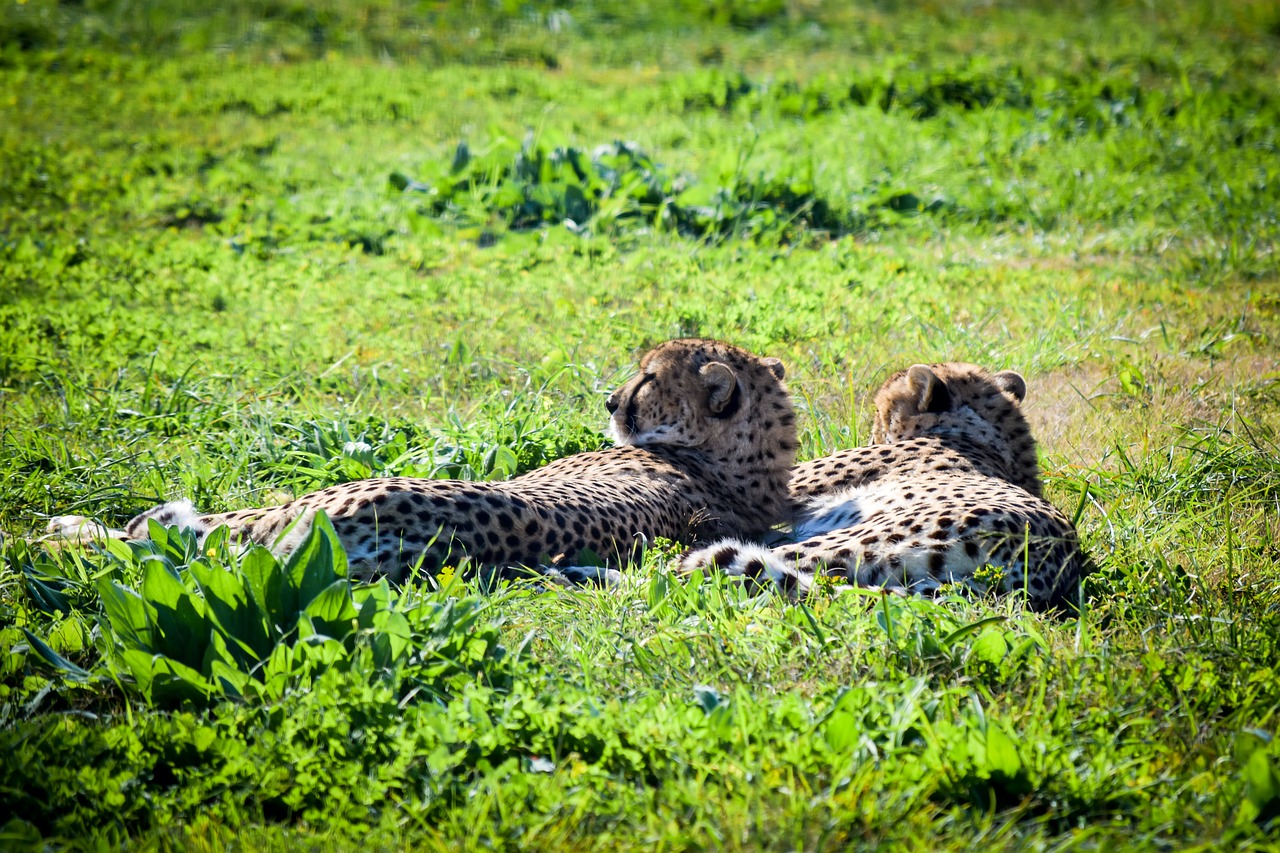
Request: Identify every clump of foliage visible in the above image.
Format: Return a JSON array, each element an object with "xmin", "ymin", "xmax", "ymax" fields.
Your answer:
[
  {"xmin": 18, "ymin": 515, "xmax": 516, "ymax": 708},
  {"xmin": 664, "ymin": 66, "xmax": 1034, "ymax": 120},
  {"xmin": 391, "ymin": 137, "xmax": 842, "ymax": 243}
]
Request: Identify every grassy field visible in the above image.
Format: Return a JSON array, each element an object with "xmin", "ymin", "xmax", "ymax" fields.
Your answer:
[{"xmin": 3, "ymin": 0, "xmax": 1280, "ymax": 848}]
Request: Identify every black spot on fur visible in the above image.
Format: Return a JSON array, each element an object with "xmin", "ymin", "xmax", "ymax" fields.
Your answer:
[{"xmin": 710, "ymin": 547, "xmax": 737, "ymax": 568}]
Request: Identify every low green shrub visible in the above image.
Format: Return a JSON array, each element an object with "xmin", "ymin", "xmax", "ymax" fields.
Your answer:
[
  {"xmin": 391, "ymin": 136, "xmax": 842, "ymax": 243},
  {"xmin": 22, "ymin": 514, "xmax": 517, "ymax": 708}
]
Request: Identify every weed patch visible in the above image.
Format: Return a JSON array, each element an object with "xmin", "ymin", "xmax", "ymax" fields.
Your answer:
[{"xmin": 392, "ymin": 136, "xmax": 842, "ymax": 243}]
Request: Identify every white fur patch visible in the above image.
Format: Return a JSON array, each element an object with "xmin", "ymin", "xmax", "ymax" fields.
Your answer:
[
  {"xmin": 45, "ymin": 515, "xmax": 126, "ymax": 543},
  {"xmin": 796, "ymin": 481, "xmax": 911, "ymax": 538},
  {"xmin": 542, "ymin": 565, "xmax": 623, "ymax": 587},
  {"xmin": 679, "ymin": 538, "xmax": 816, "ymax": 598},
  {"xmin": 609, "ymin": 421, "xmax": 677, "ymax": 447},
  {"xmin": 135, "ymin": 500, "xmax": 207, "ymax": 536}
]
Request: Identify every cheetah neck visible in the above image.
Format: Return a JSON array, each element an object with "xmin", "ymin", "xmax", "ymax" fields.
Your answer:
[
  {"xmin": 645, "ymin": 442, "xmax": 792, "ymax": 534},
  {"xmin": 924, "ymin": 431, "xmax": 1041, "ymax": 494}
]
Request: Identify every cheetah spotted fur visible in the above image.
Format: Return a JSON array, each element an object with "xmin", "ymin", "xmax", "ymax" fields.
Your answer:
[
  {"xmin": 113, "ymin": 339, "xmax": 798, "ymax": 583},
  {"xmin": 680, "ymin": 362, "xmax": 1088, "ymax": 611}
]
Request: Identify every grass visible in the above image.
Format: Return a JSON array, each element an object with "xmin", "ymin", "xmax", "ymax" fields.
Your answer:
[{"xmin": 2, "ymin": 0, "xmax": 1280, "ymax": 848}]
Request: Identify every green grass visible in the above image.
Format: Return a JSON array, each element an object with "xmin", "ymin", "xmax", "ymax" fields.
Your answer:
[{"xmin": 3, "ymin": 0, "xmax": 1280, "ymax": 848}]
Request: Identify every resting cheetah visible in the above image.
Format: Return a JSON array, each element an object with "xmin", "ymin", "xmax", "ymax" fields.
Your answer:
[
  {"xmin": 680, "ymin": 362, "xmax": 1087, "ymax": 611},
  {"xmin": 102, "ymin": 339, "xmax": 798, "ymax": 582}
]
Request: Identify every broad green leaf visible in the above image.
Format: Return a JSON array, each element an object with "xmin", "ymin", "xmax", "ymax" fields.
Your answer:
[
  {"xmin": 120, "ymin": 648, "xmax": 157, "ymax": 696},
  {"xmin": 21, "ymin": 628, "xmax": 93, "ymax": 682},
  {"xmin": 141, "ymin": 562, "xmax": 185, "ymax": 610},
  {"xmin": 241, "ymin": 544, "xmax": 292, "ymax": 639},
  {"xmin": 356, "ymin": 579, "xmax": 392, "ymax": 631},
  {"xmin": 260, "ymin": 642, "xmax": 295, "ymax": 701},
  {"xmin": 282, "ymin": 510, "xmax": 348, "ymax": 612},
  {"xmin": 824, "ymin": 709, "xmax": 859, "ymax": 752},
  {"xmin": 295, "ymin": 612, "xmax": 319, "ymax": 642},
  {"xmin": 202, "ymin": 524, "xmax": 231, "ymax": 557},
  {"xmin": 143, "ymin": 562, "xmax": 209, "ymax": 670},
  {"xmin": 149, "ymin": 654, "xmax": 216, "ymax": 706},
  {"xmin": 970, "ymin": 628, "xmax": 1010, "ymax": 666},
  {"xmin": 370, "ymin": 610, "xmax": 412, "ymax": 668},
  {"xmin": 99, "ymin": 579, "xmax": 155, "ymax": 653},
  {"xmin": 1243, "ymin": 747, "xmax": 1280, "ymax": 828},
  {"xmin": 208, "ymin": 657, "xmax": 253, "ymax": 699},
  {"xmin": 101, "ymin": 536, "xmax": 135, "ymax": 563},
  {"xmin": 146, "ymin": 519, "xmax": 200, "ymax": 566},
  {"xmin": 189, "ymin": 560, "xmax": 271, "ymax": 661},
  {"xmin": 21, "ymin": 571, "xmax": 72, "ymax": 617},
  {"xmin": 304, "ymin": 579, "xmax": 359, "ymax": 640},
  {"xmin": 203, "ymin": 631, "xmax": 252, "ymax": 698},
  {"xmin": 939, "ymin": 616, "xmax": 1007, "ymax": 650},
  {"xmin": 313, "ymin": 510, "xmax": 349, "ymax": 580},
  {"xmin": 0, "ymin": 819, "xmax": 41, "ymax": 848},
  {"xmin": 984, "ymin": 725, "xmax": 1022, "ymax": 779},
  {"xmin": 564, "ymin": 183, "xmax": 590, "ymax": 224},
  {"xmin": 295, "ymin": 634, "xmax": 345, "ymax": 668}
]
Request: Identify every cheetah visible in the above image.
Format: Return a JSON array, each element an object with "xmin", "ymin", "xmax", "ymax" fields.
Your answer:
[
  {"xmin": 679, "ymin": 362, "xmax": 1088, "ymax": 611},
  {"xmin": 66, "ymin": 339, "xmax": 798, "ymax": 583}
]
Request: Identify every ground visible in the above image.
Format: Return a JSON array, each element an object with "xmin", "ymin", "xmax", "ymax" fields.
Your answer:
[{"xmin": 1, "ymin": 0, "xmax": 1279, "ymax": 848}]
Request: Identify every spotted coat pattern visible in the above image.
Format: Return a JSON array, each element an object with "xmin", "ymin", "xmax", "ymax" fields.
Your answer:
[
  {"xmin": 125, "ymin": 339, "xmax": 798, "ymax": 583},
  {"xmin": 679, "ymin": 363, "xmax": 1087, "ymax": 611}
]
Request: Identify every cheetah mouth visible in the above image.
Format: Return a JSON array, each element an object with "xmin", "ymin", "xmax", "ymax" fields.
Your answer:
[{"xmin": 606, "ymin": 417, "xmax": 634, "ymax": 445}]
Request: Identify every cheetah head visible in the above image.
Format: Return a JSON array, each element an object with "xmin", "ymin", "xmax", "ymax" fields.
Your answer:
[
  {"xmin": 872, "ymin": 362, "xmax": 1041, "ymax": 491},
  {"xmin": 606, "ymin": 339, "xmax": 794, "ymax": 462}
]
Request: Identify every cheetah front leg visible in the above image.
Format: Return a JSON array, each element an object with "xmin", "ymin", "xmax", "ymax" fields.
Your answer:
[
  {"xmin": 46, "ymin": 500, "xmax": 222, "ymax": 546},
  {"xmin": 42, "ymin": 500, "xmax": 227, "ymax": 548}
]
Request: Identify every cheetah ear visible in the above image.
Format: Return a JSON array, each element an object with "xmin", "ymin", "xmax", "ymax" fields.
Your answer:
[
  {"xmin": 700, "ymin": 361, "xmax": 741, "ymax": 418},
  {"xmin": 907, "ymin": 364, "xmax": 951, "ymax": 414},
  {"xmin": 761, "ymin": 357, "xmax": 785, "ymax": 381},
  {"xmin": 993, "ymin": 370, "xmax": 1027, "ymax": 403}
]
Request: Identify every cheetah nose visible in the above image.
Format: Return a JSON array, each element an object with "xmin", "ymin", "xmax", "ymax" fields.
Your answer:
[{"xmin": 605, "ymin": 394, "xmax": 619, "ymax": 414}]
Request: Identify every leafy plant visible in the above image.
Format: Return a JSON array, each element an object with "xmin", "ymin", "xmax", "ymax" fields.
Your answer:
[
  {"xmin": 392, "ymin": 136, "xmax": 842, "ymax": 242},
  {"xmin": 24, "ymin": 515, "xmax": 516, "ymax": 707}
]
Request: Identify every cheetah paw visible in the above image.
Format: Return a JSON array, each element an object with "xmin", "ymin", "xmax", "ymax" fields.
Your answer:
[{"xmin": 542, "ymin": 565, "xmax": 624, "ymax": 588}]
